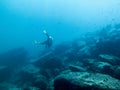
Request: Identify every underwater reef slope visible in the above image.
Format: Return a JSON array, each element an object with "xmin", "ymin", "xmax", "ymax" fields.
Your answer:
[{"xmin": 0, "ymin": 24, "xmax": 120, "ymax": 90}]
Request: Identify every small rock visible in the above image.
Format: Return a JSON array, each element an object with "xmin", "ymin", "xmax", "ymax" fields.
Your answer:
[{"xmin": 69, "ymin": 65, "xmax": 86, "ymax": 72}]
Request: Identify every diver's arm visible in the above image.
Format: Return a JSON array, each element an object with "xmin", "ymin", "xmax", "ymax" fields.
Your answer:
[
  {"xmin": 34, "ymin": 40, "xmax": 46, "ymax": 45},
  {"xmin": 34, "ymin": 40, "xmax": 42, "ymax": 45},
  {"xmin": 43, "ymin": 30, "xmax": 49, "ymax": 38},
  {"xmin": 34, "ymin": 40, "xmax": 40, "ymax": 45}
]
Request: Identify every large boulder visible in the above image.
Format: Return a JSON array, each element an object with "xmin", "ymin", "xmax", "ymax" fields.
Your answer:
[
  {"xmin": 34, "ymin": 52, "xmax": 63, "ymax": 70},
  {"xmin": 114, "ymin": 66, "xmax": 120, "ymax": 80},
  {"xmin": 90, "ymin": 62, "xmax": 114, "ymax": 75},
  {"xmin": 54, "ymin": 72, "xmax": 120, "ymax": 90},
  {"xmin": 12, "ymin": 64, "xmax": 48, "ymax": 90},
  {"xmin": 95, "ymin": 28, "xmax": 120, "ymax": 57},
  {"xmin": 0, "ymin": 47, "xmax": 28, "ymax": 82},
  {"xmin": 33, "ymin": 52, "xmax": 64, "ymax": 78},
  {"xmin": 0, "ymin": 47, "xmax": 28, "ymax": 67}
]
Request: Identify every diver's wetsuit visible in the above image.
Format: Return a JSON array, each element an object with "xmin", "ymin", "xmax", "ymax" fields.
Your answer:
[{"xmin": 40, "ymin": 32, "xmax": 53, "ymax": 48}]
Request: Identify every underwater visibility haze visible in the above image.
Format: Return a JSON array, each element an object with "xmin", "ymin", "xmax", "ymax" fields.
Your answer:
[
  {"xmin": 0, "ymin": 0, "xmax": 120, "ymax": 90},
  {"xmin": 0, "ymin": 0, "xmax": 120, "ymax": 55}
]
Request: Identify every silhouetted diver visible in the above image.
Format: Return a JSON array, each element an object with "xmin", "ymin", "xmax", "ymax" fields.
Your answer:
[{"xmin": 35, "ymin": 30, "xmax": 53, "ymax": 48}]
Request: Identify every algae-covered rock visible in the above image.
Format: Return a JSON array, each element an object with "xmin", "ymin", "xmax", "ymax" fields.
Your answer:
[
  {"xmin": 114, "ymin": 66, "xmax": 120, "ymax": 80},
  {"xmin": 99, "ymin": 54, "xmax": 119, "ymax": 60},
  {"xmin": 92, "ymin": 62, "xmax": 114, "ymax": 75},
  {"xmin": 54, "ymin": 72, "xmax": 120, "ymax": 90},
  {"xmin": 99, "ymin": 54, "xmax": 120, "ymax": 65},
  {"xmin": 22, "ymin": 64, "xmax": 40, "ymax": 74}
]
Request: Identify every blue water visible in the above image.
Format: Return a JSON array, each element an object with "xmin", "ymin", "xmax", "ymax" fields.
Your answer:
[{"xmin": 0, "ymin": 0, "xmax": 120, "ymax": 56}]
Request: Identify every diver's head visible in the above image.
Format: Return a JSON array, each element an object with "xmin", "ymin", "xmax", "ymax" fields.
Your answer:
[{"xmin": 49, "ymin": 36, "xmax": 53, "ymax": 40}]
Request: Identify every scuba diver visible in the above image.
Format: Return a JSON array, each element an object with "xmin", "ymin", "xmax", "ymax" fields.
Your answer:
[{"xmin": 35, "ymin": 30, "xmax": 53, "ymax": 48}]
